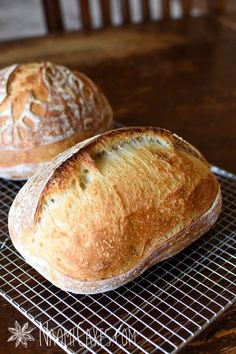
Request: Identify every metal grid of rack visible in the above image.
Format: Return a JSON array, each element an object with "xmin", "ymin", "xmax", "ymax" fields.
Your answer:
[{"xmin": 0, "ymin": 166, "xmax": 236, "ymax": 353}]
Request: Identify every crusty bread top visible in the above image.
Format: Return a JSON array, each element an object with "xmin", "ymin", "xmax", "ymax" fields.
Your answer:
[
  {"xmin": 9, "ymin": 127, "xmax": 220, "ymax": 282},
  {"xmin": 0, "ymin": 62, "xmax": 112, "ymax": 151}
]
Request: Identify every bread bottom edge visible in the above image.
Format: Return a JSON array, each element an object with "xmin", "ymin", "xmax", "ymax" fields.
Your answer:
[{"xmin": 0, "ymin": 163, "xmax": 43, "ymax": 180}]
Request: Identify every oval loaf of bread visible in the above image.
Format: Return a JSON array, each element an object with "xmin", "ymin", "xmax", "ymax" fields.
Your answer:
[{"xmin": 8, "ymin": 127, "xmax": 221, "ymax": 294}]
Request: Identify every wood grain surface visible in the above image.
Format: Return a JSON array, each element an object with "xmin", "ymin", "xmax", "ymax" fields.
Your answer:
[{"xmin": 0, "ymin": 16, "xmax": 235, "ymax": 353}]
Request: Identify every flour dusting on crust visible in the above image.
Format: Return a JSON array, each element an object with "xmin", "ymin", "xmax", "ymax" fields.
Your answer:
[{"xmin": 0, "ymin": 62, "xmax": 112, "ymax": 151}]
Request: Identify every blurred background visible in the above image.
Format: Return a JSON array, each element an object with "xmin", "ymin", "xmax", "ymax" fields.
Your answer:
[{"xmin": 0, "ymin": 0, "xmax": 235, "ymax": 41}]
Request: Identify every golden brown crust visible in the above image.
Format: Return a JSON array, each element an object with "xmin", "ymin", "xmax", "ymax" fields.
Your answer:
[
  {"xmin": 9, "ymin": 187, "xmax": 221, "ymax": 294},
  {"xmin": 0, "ymin": 62, "xmax": 113, "ymax": 179},
  {"xmin": 8, "ymin": 127, "xmax": 221, "ymax": 293}
]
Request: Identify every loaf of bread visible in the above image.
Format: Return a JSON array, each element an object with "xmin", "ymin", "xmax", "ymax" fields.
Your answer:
[
  {"xmin": 8, "ymin": 127, "xmax": 221, "ymax": 294},
  {"xmin": 0, "ymin": 62, "xmax": 112, "ymax": 180}
]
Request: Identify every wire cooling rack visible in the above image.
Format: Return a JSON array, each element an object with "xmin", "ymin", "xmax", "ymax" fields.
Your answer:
[{"xmin": 0, "ymin": 166, "xmax": 235, "ymax": 354}]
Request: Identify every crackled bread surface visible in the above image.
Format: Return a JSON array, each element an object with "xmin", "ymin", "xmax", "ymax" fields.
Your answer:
[
  {"xmin": 8, "ymin": 127, "xmax": 221, "ymax": 294},
  {"xmin": 0, "ymin": 62, "xmax": 113, "ymax": 179}
]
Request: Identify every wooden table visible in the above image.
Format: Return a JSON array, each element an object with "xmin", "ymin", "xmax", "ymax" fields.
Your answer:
[{"xmin": 0, "ymin": 16, "xmax": 235, "ymax": 354}]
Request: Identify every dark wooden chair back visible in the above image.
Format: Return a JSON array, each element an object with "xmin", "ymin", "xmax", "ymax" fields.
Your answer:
[{"xmin": 42, "ymin": 0, "xmax": 226, "ymax": 33}]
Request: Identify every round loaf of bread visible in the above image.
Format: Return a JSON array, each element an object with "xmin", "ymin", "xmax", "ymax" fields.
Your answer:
[
  {"xmin": 8, "ymin": 127, "xmax": 222, "ymax": 294},
  {"xmin": 0, "ymin": 62, "xmax": 113, "ymax": 179}
]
